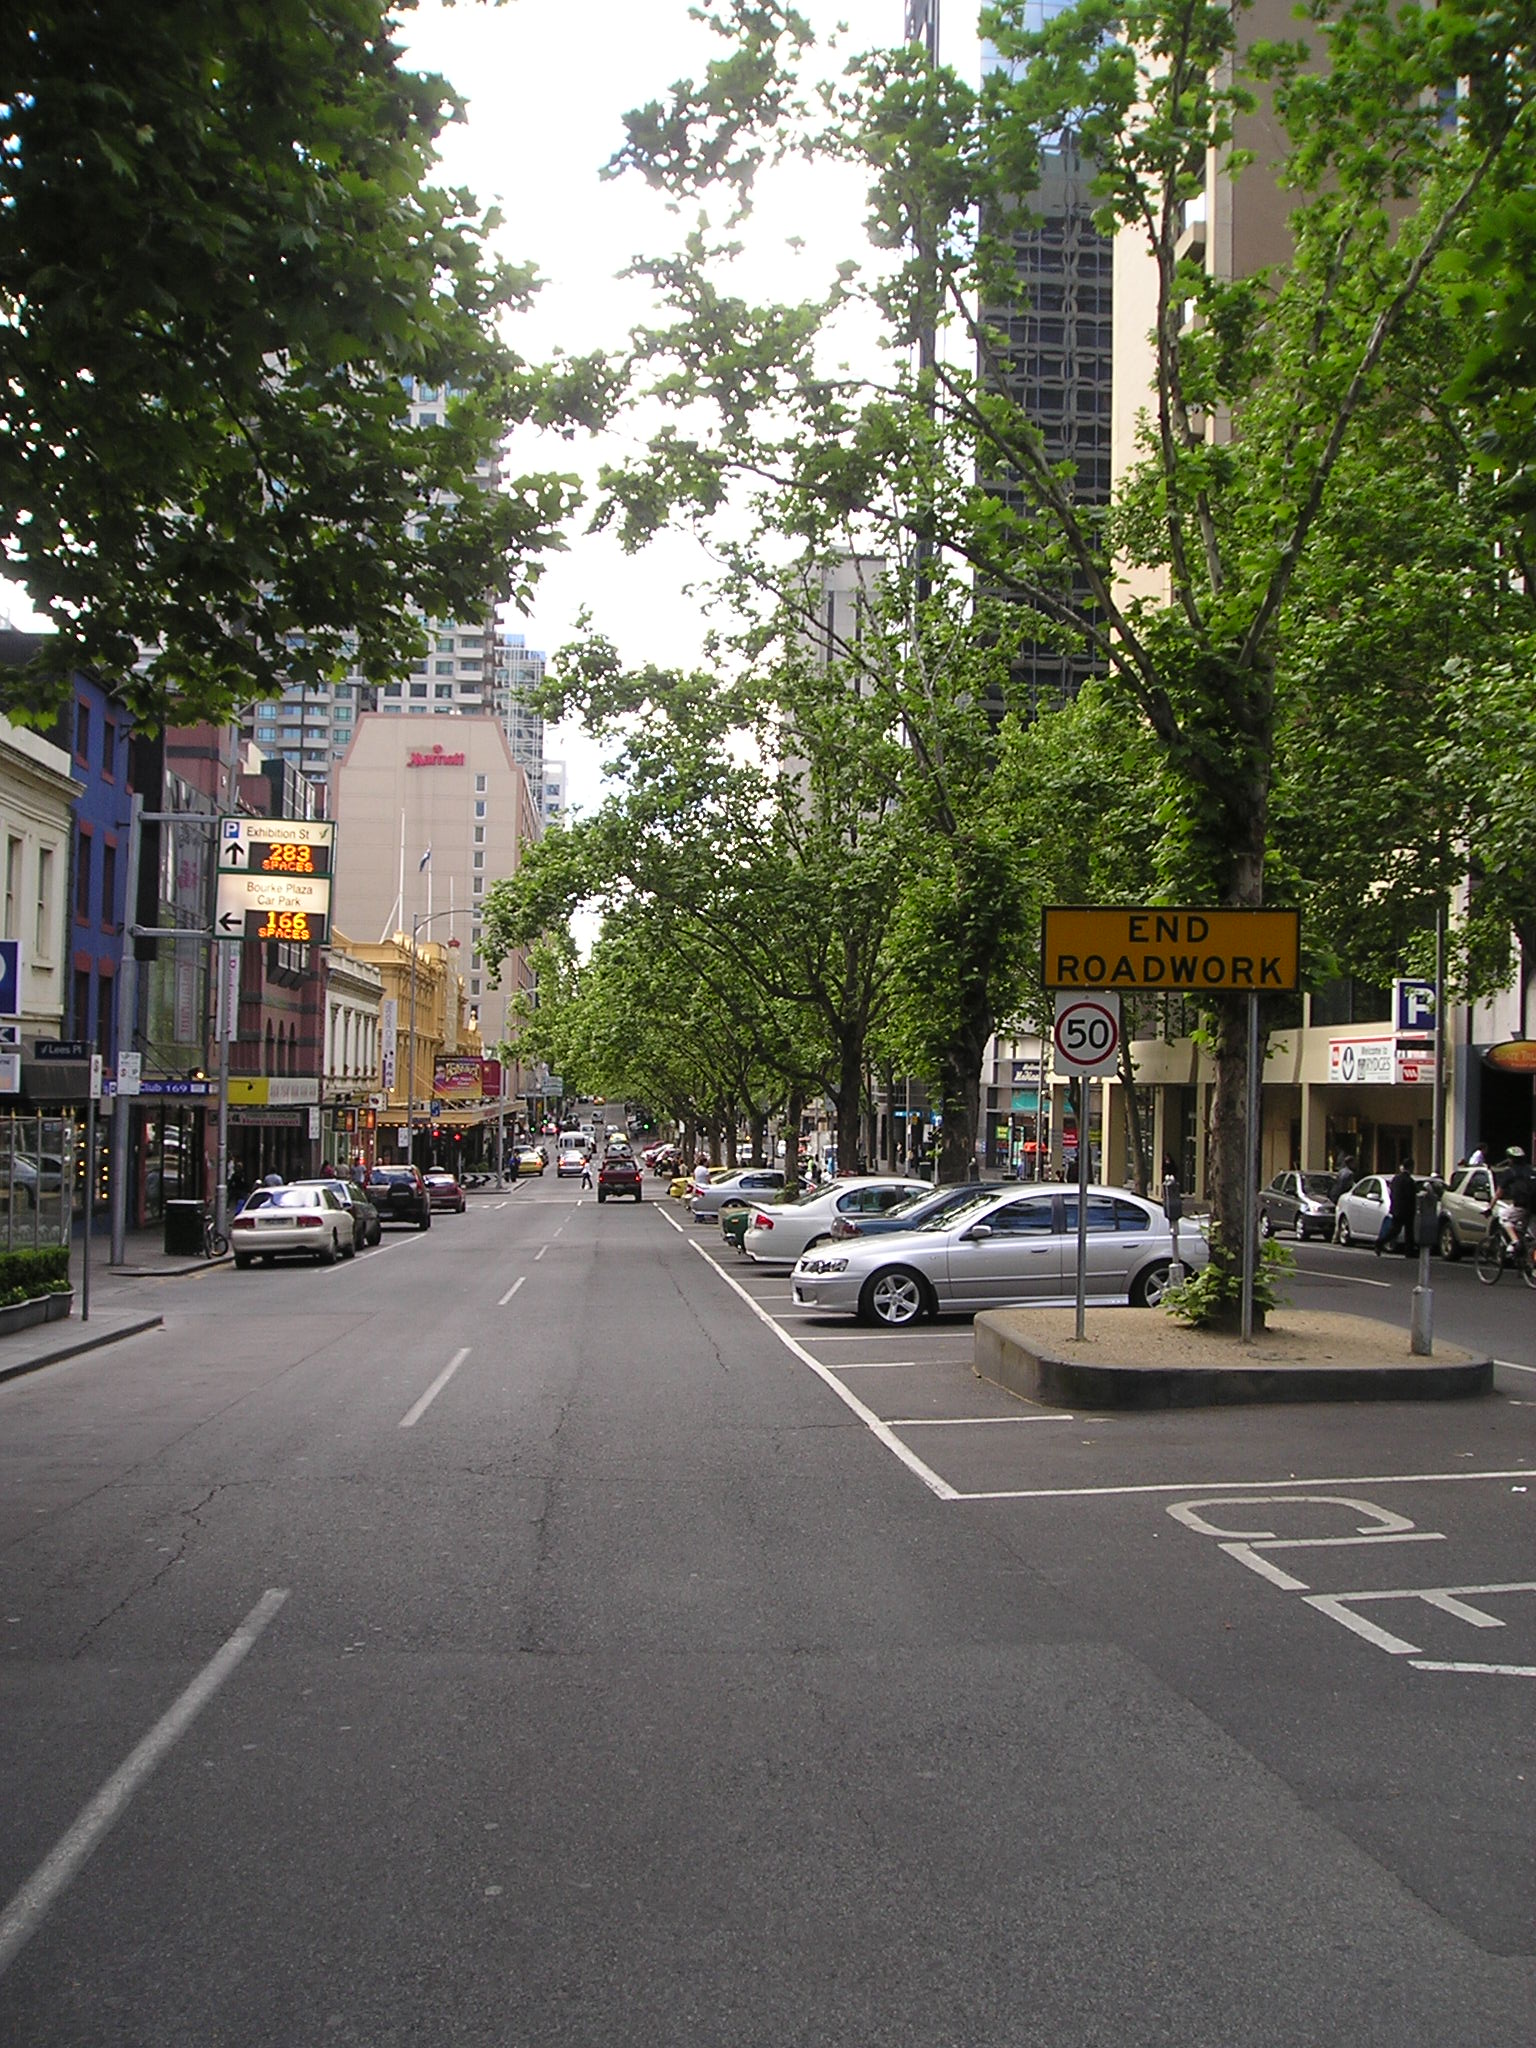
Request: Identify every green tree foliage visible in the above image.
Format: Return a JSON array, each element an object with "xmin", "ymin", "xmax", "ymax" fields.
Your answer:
[
  {"xmin": 602, "ymin": 0, "xmax": 1536, "ymax": 1324},
  {"xmin": 0, "ymin": 0, "xmax": 607, "ymax": 725}
]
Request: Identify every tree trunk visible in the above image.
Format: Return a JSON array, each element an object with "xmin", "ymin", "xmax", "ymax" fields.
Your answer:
[
  {"xmin": 1118, "ymin": 1035, "xmax": 1147, "ymax": 1194},
  {"xmin": 748, "ymin": 1106, "xmax": 766, "ymax": 1167},
  {"xmin": 783, "ymin": 1086, "xmax": 803, "ymax": 1195},
  {"xmin": 724, "ymin": 1114, "xmax": 738, "ymax": 1169},
  {"xmin": 681, "ymin": 1114, "xmax": 696, "ymax": 1169},
  {"xmin": 936, "ymin": 987, "xmax": 993, "ymax": 1184},
  {"xmin": 833, "ymin": 1029, "xmax": 864, "ymax": 1175}
]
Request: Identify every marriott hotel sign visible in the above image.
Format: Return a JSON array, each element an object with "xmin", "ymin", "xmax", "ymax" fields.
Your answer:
[
  {"xmin": 408, "ymin": 745, "xmax": 466, "ymax": 768},
  {"xmin": 1042, "ymin": 908, "xmax": 1301, "ymax": 992}
]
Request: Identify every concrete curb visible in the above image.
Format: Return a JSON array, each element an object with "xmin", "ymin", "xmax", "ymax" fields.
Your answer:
[
  {"xmin": 0, "ymin": 1313, "xmax": 165, "ymax": 1386},
  {"xmin": 108, "ymin": 1256, "xmax": 231, "ymax": 1278},
  {"xmin": 973, "ymin": 1315, "xmax": 1496, "ymax": 1411}
]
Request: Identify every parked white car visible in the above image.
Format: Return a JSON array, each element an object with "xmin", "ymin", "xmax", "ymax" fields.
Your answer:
[
  {"xmin": 231, "ymin": 1184, "xmax": 354, "ymax": 1267},
  {"xmin": 741, "ymin": 1177, "xmax": 929, "ymax": 1265},
  {"xmin": 689, "ymin": 1167, "xmax": 786, "ymax": 1222},
  {"xmin": 791, "ymin": 1184, "xmax": 1207, "ymax": 1326}
]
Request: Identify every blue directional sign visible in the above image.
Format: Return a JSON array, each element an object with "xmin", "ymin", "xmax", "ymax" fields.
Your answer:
[{"xmin": 0, "ymin": 939, "xmax": 19, "ymax": 1019}]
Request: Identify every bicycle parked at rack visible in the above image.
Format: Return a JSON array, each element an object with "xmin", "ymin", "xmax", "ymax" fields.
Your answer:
[
  {"xmin": 1474, "ymin": 1202, "xmax": 1536, "ymax": 1287},
  {"xmin": 203, "ymin": 1210, "xmax": 229, "ymax": 1260}
]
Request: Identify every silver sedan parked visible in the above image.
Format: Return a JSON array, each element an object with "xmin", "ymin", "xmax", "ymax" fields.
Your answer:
[
  {"xmin": 742, "ymin": 1176, "xmax": 930, "ymax": 1265},
  {"xmin": 790, "ymin": 1184, "xmax": 1207, "ymax": 1326}
]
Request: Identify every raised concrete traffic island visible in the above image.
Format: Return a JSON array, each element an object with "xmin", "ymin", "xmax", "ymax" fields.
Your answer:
[{"xmin": 973, "ymin": 1307, "xmax": 1495, "ymax": 1410}]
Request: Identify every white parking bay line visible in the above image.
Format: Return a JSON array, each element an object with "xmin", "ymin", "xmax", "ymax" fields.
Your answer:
[
  {"xmin": 679, "ymin": 1238, "xmax": 958, "ymax": 1501},
  {"xmin": 498, "ymin": 1277, "xmax": 525, "ymax": 1307},
  {"xmin": 888, "ymin": 1414, "xmax": 1075, "ymax": 1427},
  {"xmin": 1496, "ymin": 1358, "xmax": 1536, "ymax": 1375},
  {"xmin": 0, "ymin": 1587, "xmax": 289, "ymax": 1979},
  {"xmin": 399, "ymin": 1348, "xmax": 471, "ymax": 1428},
  {"xmin": 801, "ymin": 1330, "xmax": 970, "ymax": 1343}
]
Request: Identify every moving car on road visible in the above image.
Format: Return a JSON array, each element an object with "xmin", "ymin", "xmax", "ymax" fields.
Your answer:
[
  {"xmin": 366, "ymin": 1165, "xmax": 433, "ymax": 1230},
  {"xmin": 515, "ymin": 1146, "xmax": 547, "ymax": 1177},
  {"xmin": 597, "ymin": 1154, "xmax": 643, "ymax": 1203},
  {"xmin": 742, "ymin": 1176, "xmax": 929, "ymax": 1265},
  {"xmin": 792, "ymin": 1184, "xmax": 1207, "ymax": 1326},
  {"xmin": 557, "ymin": 1133, "xmax": 590, "ymax": 1178},
  {"xmin": 231, "ymin": 1184, "xmax": 355, "ymax": 1267},
  {"xmin": 425, "ymin": 1171, "xmax": 467, "ymax": 1214}
]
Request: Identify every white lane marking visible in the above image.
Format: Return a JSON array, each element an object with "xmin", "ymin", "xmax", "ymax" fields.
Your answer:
[
  {"xmin": 676, "ymin": 1237, "xmax": 956, "ymax": 1500},
  {"xmin": 0, "ymin": 1588, "xmax": 289, "ymax": 1979},
  {"xmin": 495, "ymin": 1201, "xmax": 508, "ymax": 1210},
  {"xmin": 534, "ymin": 1246, "xmax": 547, "ymax": 1261},
  {"xmin": 1409, "ymin": 1660, "xmax": 1536, "ymax": 1677},
  {"xmin": 887, "ymin": 1414, "xmax": 1075, "ymax": 1427},
  {"xmin": 815, "ymin": 1360, "xmax": 959, "ymax": 1370},
  {"xmin": 656, "ymin": 1207, "xmax": 685, "ymax": 1234},
  {"xmin": 399, "ymin": 1347, "xmax": 471, "ymax": 1429},
  {"xmin": 1496, "ymin": 1358, "xmax": 1536, "ymax": 1375},
  {"xmin": 498, "ymin": 1277, "xmax": 525, "ymax": 1307},
  {"xmin": 956, "ymin": 1468, "xmax": 1535, "ymax": 1503},
  {"xmin": 1293, "ymin": 1267, "xmax": 1393, "ymax": 1289}
]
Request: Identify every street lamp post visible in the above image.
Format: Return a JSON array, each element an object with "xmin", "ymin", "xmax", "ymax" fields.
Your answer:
[{"xmin": 405, "ymin": 910, "xmax": 461, "ymax": 1167}]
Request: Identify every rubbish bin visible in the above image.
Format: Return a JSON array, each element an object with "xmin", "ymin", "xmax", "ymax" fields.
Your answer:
[{"xmin": 163, "ymin": 1199, "xmax": 207, "ymax": 1257}]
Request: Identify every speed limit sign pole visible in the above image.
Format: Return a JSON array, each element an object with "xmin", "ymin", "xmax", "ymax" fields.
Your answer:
[{"xmin": 1052, "ymin": 994, "xmax": 1121, "ymax": 1340}]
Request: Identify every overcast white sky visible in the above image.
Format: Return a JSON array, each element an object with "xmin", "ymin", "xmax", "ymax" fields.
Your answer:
[{"xmin": 398, "ymin": 0, "xmax": 914, "ymax": 812}]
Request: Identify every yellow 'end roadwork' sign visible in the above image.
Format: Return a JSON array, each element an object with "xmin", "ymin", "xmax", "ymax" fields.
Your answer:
[{"xmin": 1042, "ymin": 907, "xmax": 1301, "ymax": 993}]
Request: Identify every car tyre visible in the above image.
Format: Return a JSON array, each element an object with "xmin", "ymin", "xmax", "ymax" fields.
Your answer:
[
  {"xmin": 1131, "ymin": 1259, "xmax": 1174, "ymax": 1308},
  {"xmin": 342, "ymin": 1234, "xmax": 357, "ymax": 1259},
  {"xmin": 1436, "ymin": 1217, "xmax": 1459, "ymax": 1262},
  {"xmin": 418, "ymin": 1213, "xmax": 431, "ymax": 1231},
  {"xmin": 318, "ymin": 1232, "xmax": 338, "ymax": 1265},
  {"xmin": 634, "ymin": 1191, "xmax": 642, "ymax": 1202},
  {"xmin": 597, "ymin": 1190, "xmax": 607, "ymax": 1203},
  {"xmin": 860, "ymin": 1265, "xmax": 928, "ymax": 1328},
  {"xmin": 1335, "ymin": 1216, "xmax": 1353, "ymax": 1247},
  {"xmin": 233, "ymin": 1253, "xmax": 252, "ymax": 1271},
  {"xmin": 1258, "ymin": 1211, "xmax": 1274, "ymax": 1240},
  {"xmin": 370, "ymin": 1223, "xmax": 382, "ymax": 1246}
]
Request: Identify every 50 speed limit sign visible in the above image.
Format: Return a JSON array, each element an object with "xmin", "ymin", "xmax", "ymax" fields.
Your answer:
[{"xmin": 1052, "ymin": 993, "xmax": 1121, "ymax": 1077}]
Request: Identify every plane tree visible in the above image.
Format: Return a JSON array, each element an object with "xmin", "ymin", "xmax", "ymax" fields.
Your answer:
[
  {"xmin": 601, "ymin": 0, "xmax": 1536, "ymax": 1326},
  {"xmin": 0, "ymin": 0, "xmax": 607, "ymax": 725}
]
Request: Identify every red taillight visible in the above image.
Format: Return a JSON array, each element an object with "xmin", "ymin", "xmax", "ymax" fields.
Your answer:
[
  {"xmin": 296, "ymin": 1215, "xmax": 323, "ymax": 1228},
  {"xmin": 232, "ymin": 1217, "xmax": 254, "ymax": 1230},
  {"xmin": 753, "ymin": 1212, "xmax": 773, "ymax": 1229}
]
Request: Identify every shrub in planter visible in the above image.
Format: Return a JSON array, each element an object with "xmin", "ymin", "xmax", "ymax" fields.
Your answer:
[{"xmin": 0, "ymin": 1245, "xmax": 72, "ymax": 1303}]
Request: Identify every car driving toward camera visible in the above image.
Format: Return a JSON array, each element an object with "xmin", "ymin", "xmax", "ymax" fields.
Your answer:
[{"xmin": 790, "ymin": 1183, "xmax": 1206, "ymax": 1326}]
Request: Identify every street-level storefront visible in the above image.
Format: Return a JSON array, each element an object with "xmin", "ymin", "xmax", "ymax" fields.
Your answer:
[{"xmin": 226, "ymin": 1077, "xmax": 320, "ymax": 1186}]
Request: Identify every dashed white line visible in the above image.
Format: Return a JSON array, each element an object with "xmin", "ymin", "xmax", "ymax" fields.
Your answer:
[
  {"xmin": 534, "ymin": 1246, "xmax": 547, "ymax": 1261},
  {"xmin": 1409, "ymin": 1660, "xmax": 1536, "ymax": 1677},
  {"xmin": 498, "ymin": 1277, "xmax": 525, "ymax": 1307},
  {"xmin": 0, "ymin": 1587, "xmax": 289, "ymax": 1978},
  {"xmin": 399, "ymin": 1347, "xmax": 471, "ymax": 1428}
]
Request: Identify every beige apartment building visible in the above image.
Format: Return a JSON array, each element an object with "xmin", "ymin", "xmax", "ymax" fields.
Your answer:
[{"xmin": 329, "ymin": 715, "xmax": 540, "ymax": 1091}]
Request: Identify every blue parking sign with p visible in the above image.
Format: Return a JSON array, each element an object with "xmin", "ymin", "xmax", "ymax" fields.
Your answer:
[
  {"xmin": 1393, "ymin": 977, "xmax": 1436, "ymax": 1036},
  {"xmin": 0, "ymin": 939, "xmax": 19, "ymax": 1018}
]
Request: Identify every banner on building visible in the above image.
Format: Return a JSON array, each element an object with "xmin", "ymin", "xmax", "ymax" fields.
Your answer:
[
  {"xmin": 380, "ymin": 997, "xmax": 398, "ymax": 1092},
  {"xmin": 433, "ymin": 1056, "xmax": 483, "ymax": 1105}
]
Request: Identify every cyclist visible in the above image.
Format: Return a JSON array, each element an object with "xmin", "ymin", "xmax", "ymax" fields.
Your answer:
[{"xmin": 1493, "ymin": 1148, "xmax": 1532, "ymax": 1248}]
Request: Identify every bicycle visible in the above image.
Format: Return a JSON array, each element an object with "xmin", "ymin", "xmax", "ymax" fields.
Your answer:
[
  {"xmin": 203, "ymin": 1210, "xmax": 229, "ymax": 1260},
  {"xmin": 1473, "ymin": 1206, "xmax": 1536, "ymax": 1288}
]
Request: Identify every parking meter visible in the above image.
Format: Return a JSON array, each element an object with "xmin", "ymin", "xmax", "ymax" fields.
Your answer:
[
  {"xmin": 1416, "ymin": 1176, "xmax": 1444, "ymax": 1253},
  {"xmin": 1164, "ymin": 1174, "xmax": 1185, "ymax": 1282}
]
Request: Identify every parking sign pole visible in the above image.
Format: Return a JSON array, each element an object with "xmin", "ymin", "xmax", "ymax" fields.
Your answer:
[
  {"xmin": 1241, "ymin": 992, "xmax": 1260, "ymax": 1342},
  {"xmin": 1074, "ymin": 1076, "xmax": 1090, "ymax": 1341}
]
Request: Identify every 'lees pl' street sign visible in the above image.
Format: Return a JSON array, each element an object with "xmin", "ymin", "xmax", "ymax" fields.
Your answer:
[{"xmin": 1042, "ymin": 907, "xmax": 1301, "ymax": 993}]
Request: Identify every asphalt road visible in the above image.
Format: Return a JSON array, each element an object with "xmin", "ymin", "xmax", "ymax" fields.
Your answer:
[{"xmin": 1, "ymin": 1178, "xmax": 1531, "ymax": 2046}]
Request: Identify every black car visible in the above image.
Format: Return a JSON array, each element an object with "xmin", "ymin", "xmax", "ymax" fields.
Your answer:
[
  {"xmin": 366, "ymin": 1165, "xmax": 433, "ymax": 1230},
  {"xmin": 293, "ymin": 1177, "xmax": 382, "ymax": 1250}
]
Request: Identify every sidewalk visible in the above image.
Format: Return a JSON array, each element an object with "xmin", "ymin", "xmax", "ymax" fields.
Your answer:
[{"xmin": 0, "ymin": 1305, "xmax": 164, "ymax": 1386}]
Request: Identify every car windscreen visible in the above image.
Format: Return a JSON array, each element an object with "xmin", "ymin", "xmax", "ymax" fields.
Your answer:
[
  {"xmin": 915, "ymin": 1189, "xmax": 1000, "ymax": 1231},
  {"xmin": 266, "ymin": 1189, "xmax": 326, "ymax": 1208},
  {"xmin": 1299, "ymin": 1174, "xmax": 1336, "ymax": 1197}
]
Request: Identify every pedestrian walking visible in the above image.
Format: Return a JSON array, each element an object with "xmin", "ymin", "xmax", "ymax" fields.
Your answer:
[
  {"xmin": 1375, "ymin": 1160, "xmax": 1419, "ymax": 1256},
  {"xmin": 580, "ymin": 1152, "xmax": 594, "ymax": 1190},
  {"xmin": 1332, "ymin": 1154, "xmax": 1356, "ymax": 1203}
]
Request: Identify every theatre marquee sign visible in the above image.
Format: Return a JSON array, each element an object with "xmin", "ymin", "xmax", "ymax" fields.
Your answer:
[{"xmin": 1042, "ymin": 907, "xmax": 1301, "ymax": 993}]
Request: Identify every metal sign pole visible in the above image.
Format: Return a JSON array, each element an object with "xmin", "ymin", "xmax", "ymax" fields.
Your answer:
[
  {"xmin": 82, "ymin": 1089, "xmax": 95, "ymax": 1320},
  {"xmin": 1241, "ymin": 991, "xmax": 1260, "ymax": 1342},
  {"xmin": 109, "ymin": 794, "xmax": 143, "ymax": 1265},
  {"xmin": 1074, "ymin": 1076, "xmax": 1090, "ymax": 1341}
]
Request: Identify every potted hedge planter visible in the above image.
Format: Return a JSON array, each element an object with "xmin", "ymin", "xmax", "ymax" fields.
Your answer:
[{"xmin": 0, "ymin": 1246, "xmax": 75, "ymax": 1336}]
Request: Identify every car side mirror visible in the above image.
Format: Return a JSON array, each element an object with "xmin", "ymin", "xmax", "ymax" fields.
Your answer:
[{"xmin": 959, "ymin": 1222, "xmax": 993, "ymax": 1241}]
